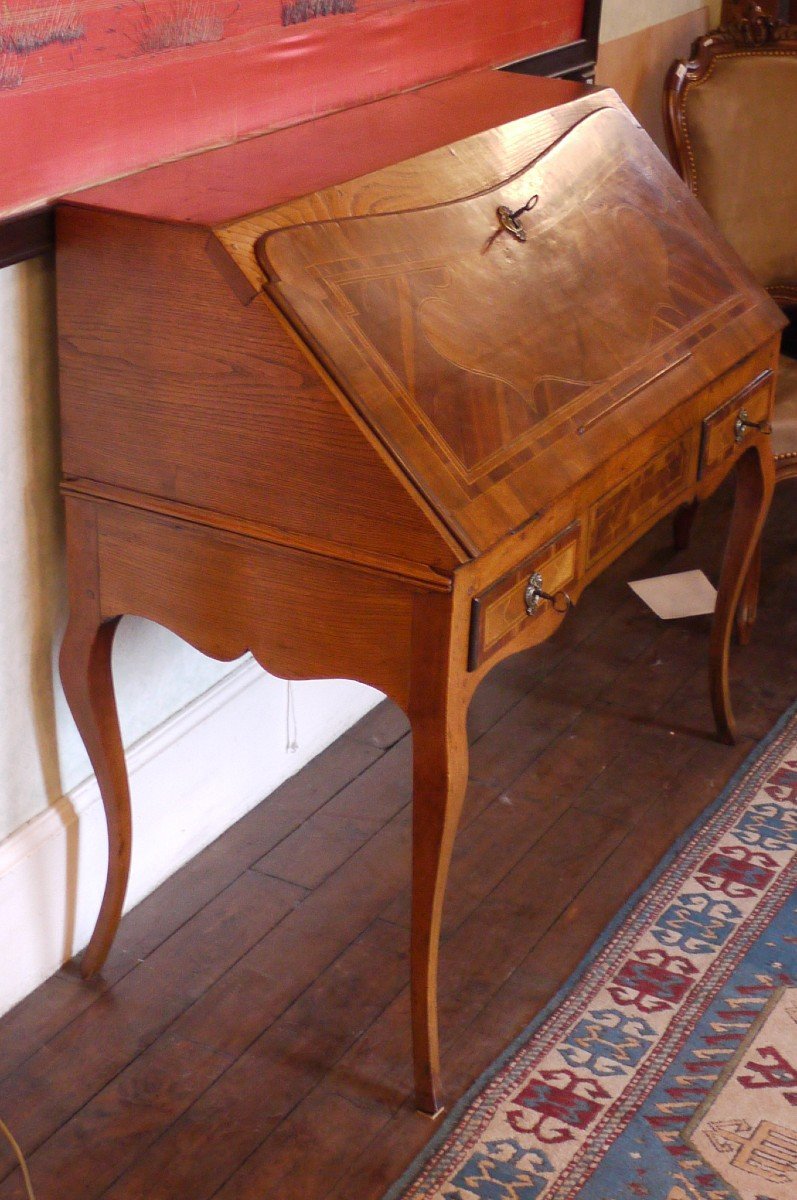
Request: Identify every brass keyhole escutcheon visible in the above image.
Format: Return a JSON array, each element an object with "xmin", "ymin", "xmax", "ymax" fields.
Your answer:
[
  {"xmin": 524, "ymin": 571, "xmax": 572, "ymax": 617},
  {"xmin": 497, "ymin": 206, "xmax": 527, "ymax": 242},
  {"xmin": 496, "ymin": 194, "xmax": 539, "ymax": 243},
  {"xmin": 734, "ymin": 408, "xmax": 773, "ymax": 443}
]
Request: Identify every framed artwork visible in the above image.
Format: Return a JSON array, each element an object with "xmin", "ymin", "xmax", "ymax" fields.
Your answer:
[
  {"xmin": 0, "ymin": 0, "xmax": 592, "ymax": 263},
  {"xmin": 506, "ymin": 0, "xmax": 602, "ymax": 83}
]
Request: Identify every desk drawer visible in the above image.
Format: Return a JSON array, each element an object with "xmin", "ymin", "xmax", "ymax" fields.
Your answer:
[
  {"xmin": 469, "ymin": 524, "xmax": 580, "ymax": 669},
  {"xmin": 700, "ymin": 369, "xmax": 774, "ymax": 477},
  {"xmin": 586, "ymin": 433, "xmax": 699, "ymax": 570}
]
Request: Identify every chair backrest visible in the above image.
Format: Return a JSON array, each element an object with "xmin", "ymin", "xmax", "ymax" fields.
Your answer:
[{"xmin": 664, "ymin": 4, "xmax": 797, "ymax": 307}]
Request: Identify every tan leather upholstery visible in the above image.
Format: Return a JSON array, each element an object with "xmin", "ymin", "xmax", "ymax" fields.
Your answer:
[
  {"xmin": 773, "ymin": 354, "xmax": 797, "ymax": 462},
  {"xmin": 664, "ymin": 22, "xmax": 797, "ymax": 640},
  {"xmin": 684, "ymin": 54, "xmax": 797, "ymax": 297}
]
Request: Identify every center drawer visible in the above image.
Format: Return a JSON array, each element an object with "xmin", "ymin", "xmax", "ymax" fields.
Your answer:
[{"xmin": 585, "ymin": 432, "xmax": 699, "ymax": 572}]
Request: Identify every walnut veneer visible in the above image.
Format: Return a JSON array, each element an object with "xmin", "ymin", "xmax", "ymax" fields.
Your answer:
[{"xmin": 56, "ymin": 75, "xmax": 785, "ymax": 1115}]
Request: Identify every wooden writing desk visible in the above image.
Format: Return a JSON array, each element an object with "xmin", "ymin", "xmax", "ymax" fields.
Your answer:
[{"xmin": 55, "ymin": 72, "xmax": 784, "ymax": 1114}]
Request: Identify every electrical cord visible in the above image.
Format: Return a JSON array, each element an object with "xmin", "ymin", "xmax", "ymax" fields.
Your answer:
[{"xmin": 0, "ymin": 1118, "xmax": 36, "ymax": 1200}]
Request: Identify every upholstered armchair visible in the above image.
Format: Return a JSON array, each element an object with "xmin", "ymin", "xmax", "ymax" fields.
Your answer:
[{"xmin": 664, "ymin": 3, "xmax": 797, "ymax": 637}]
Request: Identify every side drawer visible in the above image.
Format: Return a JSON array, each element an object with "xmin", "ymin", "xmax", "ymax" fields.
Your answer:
[
  {"xmin": 700, "ymin": 369, "xmax": 774, "ymax": 478},
  {"xmin": 469, "ymin": 524, "xmax": 580, "ymax": 670}
]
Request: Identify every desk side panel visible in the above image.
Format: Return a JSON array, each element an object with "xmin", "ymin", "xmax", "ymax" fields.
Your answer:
[
  {"xmin": 56, "ymin": 208, "xmax": 462, "ymax": 575},
  {"xmin": 92, "ymin": 501, "xmax": 416, "ymax": 711}
]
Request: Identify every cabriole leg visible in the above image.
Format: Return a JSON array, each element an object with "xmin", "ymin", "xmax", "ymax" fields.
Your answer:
[
  {"xmin": 60, "ymin": 500, "xmax": 130, "ymax": 977},
  {"xmin": 407, "ymin": 593, "xmax": 469, "ymax": 1116},
  {"xmin": 710, "ymin": 444, "xmax": 775, "ymax": 743},
  {"xmin": 736, "ymin": 540, "xmax": 761, "ymax": 646},
  {"xmin": 673, "ymin": 499, "xmax": 699, "ymax": 552}
]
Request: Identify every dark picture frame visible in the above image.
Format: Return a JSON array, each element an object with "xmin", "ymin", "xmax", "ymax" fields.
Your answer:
[
  {"xmin": 0, "ymin": 0, "xmax": 603, "ymax": 268},
  {"xmin": 503, "ymin": 0, "xmax": 603, "ymax": 84}
]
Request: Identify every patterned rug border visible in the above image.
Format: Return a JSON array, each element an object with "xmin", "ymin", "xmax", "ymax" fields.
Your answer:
[{"xmin": 382, "ymin": 697, "xmax": 797, "ymax": 1200}]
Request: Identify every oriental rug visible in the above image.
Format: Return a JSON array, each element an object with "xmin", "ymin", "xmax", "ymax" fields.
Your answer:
[{"xmin": 385, "ymin": 703, "xmax": 797, "ymax": 1200}]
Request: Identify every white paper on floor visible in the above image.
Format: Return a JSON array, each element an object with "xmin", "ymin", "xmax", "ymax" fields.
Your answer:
[{"xmin": 629, "ymin": 569, "xmax": 717, "ymax": 620}]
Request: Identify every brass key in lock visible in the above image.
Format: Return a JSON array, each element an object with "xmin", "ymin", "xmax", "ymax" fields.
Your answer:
[
  {"xmin": 734, "ymin": 408, "xmax": 773, "ymax": 443},
  {"xmin": 524, "ymin": 571, "xmax": 572, "ymax": 616},
  {"xmin": 496, "ymin": 194, "xmax": 539, "ymax": 242}
]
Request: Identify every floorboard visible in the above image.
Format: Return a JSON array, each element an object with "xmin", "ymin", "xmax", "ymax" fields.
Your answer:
[{"xmin": 0, "ymin": 482, "xmax": 795, "ymax": 1200}]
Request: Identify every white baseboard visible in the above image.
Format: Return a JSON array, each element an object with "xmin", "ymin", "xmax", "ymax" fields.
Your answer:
[{"xmin": 0, "ymin": 660, "xmax": 381, "ymax": 1018}]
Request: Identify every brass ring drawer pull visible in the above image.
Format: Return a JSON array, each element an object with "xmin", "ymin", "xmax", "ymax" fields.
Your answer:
[
  {"xmin": 524, "ymin": 571, "xmax": 573, "ymax": 616},
  {"xmin": 734, "ymin": 409, "xmax": 772, "ymax": 443}
]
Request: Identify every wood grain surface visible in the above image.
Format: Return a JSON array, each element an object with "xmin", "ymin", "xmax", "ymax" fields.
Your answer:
[
  {"xmin": 55, "ymin": 86, "xmax": 785, "ymax": 1113},
  {"xmin": 3, "ymin": 484, "xmax": 795, "ymax": 1200},
  {"xmin": 255, "ymin": 99, "xmax": 782, "ymax": 555},
  {"xmin": 57, "ymin": 209, "xmax": 461, "ymax": 577}
]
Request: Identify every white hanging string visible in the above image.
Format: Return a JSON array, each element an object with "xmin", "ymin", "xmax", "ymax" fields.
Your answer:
[{"xmin": 286, "ymin": 680, "xmax": 299, "ymax": 753}]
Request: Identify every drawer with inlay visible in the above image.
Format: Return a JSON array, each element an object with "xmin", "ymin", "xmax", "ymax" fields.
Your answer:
[
  {"xmin": 468, "ymin": 524, "xmax": 581, "ymax": 670},
  {"xmin": 586, "ymin": 432, "xmax": 700, "ymax": 572},
  {"xmin": 700, "ymin": 370, "xmax": 774, "ymax": 478}
]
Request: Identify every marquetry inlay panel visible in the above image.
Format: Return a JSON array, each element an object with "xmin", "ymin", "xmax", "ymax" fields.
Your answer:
[
  {"xmin": 700, "ymin": 372, "xmax": 775, "ymax": 477},
  {"xmin": 469, "ymin": 524, "xmax": 580, "ymax": 668},
  {"xmin": 256, "ymin": 104, "xmax": 750, "ymax": 555},
  {"xmin": 587, "ymin": 434, "xmax": 699, "ymax": 569}
]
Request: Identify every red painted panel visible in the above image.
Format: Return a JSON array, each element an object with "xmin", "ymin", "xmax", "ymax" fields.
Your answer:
[
  {"xmin": 71, "ymin": 72, "xmax": 588, "ymax": 224},
  {"xmin": 0, "ymin": 0, "xmax": 585, "ymax": 219}
]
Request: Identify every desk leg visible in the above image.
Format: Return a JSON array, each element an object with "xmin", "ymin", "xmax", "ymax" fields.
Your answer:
[
  {"xmin": 60, "ymin": 501, "xmax": 131, "ymax": 978},
  {"xmin": 673, "ymin": 499, "xmax": 699, "ymax": 552},
  {"xmin": 736, "ymin": 541, "xmax": 761, "ymax": 646},
  {"xmin": 409, "ymin": 595, "xmax": 469, "ymax": 1116},
  {"xmin": 710, "ymin": 443, "xmax": 775, "ymax": 744}
]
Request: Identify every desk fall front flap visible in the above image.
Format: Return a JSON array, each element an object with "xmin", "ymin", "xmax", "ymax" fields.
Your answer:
[
  {"xmin": 59, "ymin": 90, "xmax": 783, "ymax": 578},
  {"xmin": 246, "ymin": 98, "xmax": 782, "ymax": 558}
]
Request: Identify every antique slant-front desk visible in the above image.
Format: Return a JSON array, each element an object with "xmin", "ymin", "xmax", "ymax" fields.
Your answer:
[{"xmin": 56, "ymin": 71, "xmax": 784, "ymax": 1114}]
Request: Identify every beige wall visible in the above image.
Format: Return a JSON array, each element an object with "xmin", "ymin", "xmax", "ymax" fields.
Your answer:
[
  {"xmin": 0, "ymin": 257, "xmax": 240, "ymax": 843},
  {"xmin": 597, "ymin": 1, "xmax": 723, "ymax": 150},
  {"xmin": 0, "ymin": 253, "xmax": 381, "ymax": 1016},
  {"xmin": 600, "ymin": 0, "xmax": 717, "ymax": 42},
  {"xmin": 0, "ymin": 246, "xmax": 390, "ymax": 1018},
  {"xmin": 0, "ymin": 256, "xmax": 61, "ymax": 840}
]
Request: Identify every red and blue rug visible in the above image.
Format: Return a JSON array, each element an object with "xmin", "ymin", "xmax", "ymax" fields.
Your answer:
[{"xmin": 386, "ymin": 703, "xmax": 797, "ymax": 1200}]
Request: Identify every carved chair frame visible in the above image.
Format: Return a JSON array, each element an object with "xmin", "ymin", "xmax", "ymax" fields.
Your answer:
[
  {"xmin": 664, "ymin": 7, "xmax": 797, "ymax": 311},
  {"xmin": 664, "ymin": 3, "xmax": 797, "ymax": 624}
]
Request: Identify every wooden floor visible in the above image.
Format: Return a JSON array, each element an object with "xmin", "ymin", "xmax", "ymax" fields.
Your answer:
[{"xmin": 1, "ymin": 483, "xmax": 795, "ymax": 1200}]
